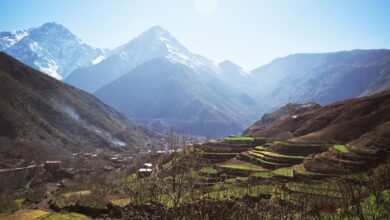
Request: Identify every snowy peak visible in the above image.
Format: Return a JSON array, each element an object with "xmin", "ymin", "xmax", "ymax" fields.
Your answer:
[
  {"xmin": 140, "ymin": 25, "xmax": 176, "ymax": 41},
  {"xmin": 0, "ymin": 29, "xmax": 30, "ymax": 50},
  {"xmin": 117, "ymin": 26, "xmax": 216, "ymax": 72},
  {"xmin": 29, "ymin": 22, "xmax": 82, "ymax": 44},
  {"xmin": 1, "ymin": 22, "xmax": 105, "ymax": 80}
]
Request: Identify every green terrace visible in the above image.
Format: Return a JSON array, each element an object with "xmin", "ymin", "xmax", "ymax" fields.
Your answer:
[
  {"xmin": 253, "ymin": 171, "xmax": 271, "ymax": 179},
  {"xmin": 218, "ymin": 162, "xmax": 266, "ymax": 172},
  {"xmin": 286, "ymin": 182, "xmax": 342, "ymax": 198},
  {"xmin": 200, "ymin": 166, "xmax": 218, "ymax": 174},
  {"xmin": 332, "ymin": 144, "xmax": 349, "ymax": 153},
  {"xmin": 292, "ymin": 164, "xmax": 336, "ymax": 179},
  {"xmin": 254, "ymin": 145, "xmax": 266, "ymax": 151},
  {"xmin": 253, "ymin": 150, "xmax": 306, "ymax": 160},
  {"xmin": 224, "ymin": 136, "xmax": 254, "ymax": 141},
  {"xmin": 274, "ymin": 141, "xmax": 325, "ymax": 147},
  {"xmin": 241, "ymin": 151, "xmax": 291, "ymax": 169},
  {"xmin": 272, "ymin": 167, "xmax": 294, "ymax": 178}
]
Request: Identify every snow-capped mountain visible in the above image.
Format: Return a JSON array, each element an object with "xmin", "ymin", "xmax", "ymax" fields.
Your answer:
[
  {"xmin": 1, "ymin": 22, "xmax": 105, "ymax": 79},
  {"xmin": 66, "ymin": 26, "xmax": 218, "ymax": 92},
  {"xmin": 115, "ymin": 26, "xmax": 217, "ymax": 72},
  {"xmin": 0, "ymin": 29, "xmax": 31, "ymax": 50}
]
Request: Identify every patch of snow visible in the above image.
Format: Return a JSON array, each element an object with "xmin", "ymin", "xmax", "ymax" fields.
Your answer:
[{"xmin": 92, "ymin": 55, "xmax": 105, "ymax": 64}]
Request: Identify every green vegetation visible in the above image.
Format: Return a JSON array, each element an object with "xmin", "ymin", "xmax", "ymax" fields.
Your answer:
[
  {"xmin": 253, "ymin": 171, "xmax": 271, "ymax": 178},
  {"xmin": 275, "ymin": 141, "xmax": 323, "ymax": 147},
  {"xmin": 226, "ymin": 177, "xmax": 248, "ymax": 184},
  {"xmin": 42, "ymin": 212, "xmax": 91, "ymax": 220},
  {"xmin": 292, "ymin": 164, "xmax": 332, "ymax": 177},
  {"xmin": 224, "ymin": 136, "xmax": 254, "ymax": 141},
  {"xmin": 287, "ymin": 182, "xmax": 341, "ymax": 198},
  {"xmin": 126, "ymin": 173, "xmax": 138, "ymax": 181},
  {"xmin": 54, "ymin": 190, "xmax": 106, "ymax": 209},
  {"xmin": 248, "ymin": 150, "xmax": 266, "ymax": 159},
  {"xmin": 62, "ymin": 190, "xmax": 91, "ymax": 198},
  {"xmin": 333, "ymin": 144, "xmax": 349, "ymax": 153},
  {"xmin": 0, "ymin": 197, "xmax": 25, "ymax": 214},
  {"xmin": 207, "ymin": 185, "xmax": 274, "ymax": 199},
  {"xmin": 200, "ymin": 166, "xmax": 218, "ymax": 174},
  {"xmin": 111, "ymin": 198, "xmax": 131, "ymax": 207},
  {"xmin": 219, "ymin": 163, "xmax": 266, "ymax": 171},
  {"xmin": 1, "ymin": 209, "xmax": 91, "ymax": 220},
  {"xmin": 254, "ymin": 146, "xmax": 265, "ymax": 151},
  {"xmin": 273, "ymin": 167, "xmax": 294, "ymax": 178},
  {"xmin": 1, "ymin": 209, "xmax": 49, "ymax": 220},
  {"xmin": 14, "ymin": 198, "xmax": 25, "ymax": 209},
  {"xmin": 259, "ymin": 151, "xmax": 306, "ymax": 159},
  {"xmin": 248, "ymin": 151, "xmax": 289, "ymax": 167},
  {"xmin": 362, "ymin": 190, "xmax": 390, "ymax": 219}
]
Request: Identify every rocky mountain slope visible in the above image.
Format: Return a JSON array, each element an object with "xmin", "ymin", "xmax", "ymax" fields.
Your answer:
[
  {"xmin": 94, "ymin": 57, "xmax": 258, "ymax": 137},
  {"xmin": 0, "ymin": 22, "xmax": 105, "ymax": 80},
  {"xmin": 0, "ymin": 52, "xmax": 160, "ymax": 162},
  {"xmin": 248, "ymin": 90, "xmax": 390, "ymax": 144},
  {"xmin": 243, "ymin": 102, "xmax": 321, "ymax": 136}
]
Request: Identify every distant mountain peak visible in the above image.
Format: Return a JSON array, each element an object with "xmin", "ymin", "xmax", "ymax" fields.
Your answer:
[
  {"xmin": 219, "ymin": 60, "xmax": 243, "ymax": 69},
  {"xmin": 33, "ymin": 22, "xmax": 80, "ymax": 42},
  {"xmin": 131, "ymin": 25, "xmax": 181, "ymax": 49},
  {"xmin": 144, "ymin": 25, "xmax": 170, "ymax": 36},
  {"xmin": 114, "ymin": 25, "xmax": 216, "ymax": 73},
  {"xmin": 218, "ymin": 59, "xmax": 250, "ymax": 77},
  {"xmin": 40, "ymin": 21, "xmax": 64, "ymax": 29},
  {"xmin": 1, "ymin": 22, "xmax": 104, "ymax": 80}
]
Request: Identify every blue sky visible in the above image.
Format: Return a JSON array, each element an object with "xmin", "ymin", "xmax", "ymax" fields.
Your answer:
[{"xmin": 1, "ymin": 0, "xmax": 389, "ymax": 69}]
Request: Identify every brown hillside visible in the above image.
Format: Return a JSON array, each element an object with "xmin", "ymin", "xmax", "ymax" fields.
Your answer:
[
  {"xmin": 251, "ymin": 91, "xmax": 390, "ymax": 144},
  {"xmin": 0, "ymin": 52, "xmax": 161, "ymax": 164}
]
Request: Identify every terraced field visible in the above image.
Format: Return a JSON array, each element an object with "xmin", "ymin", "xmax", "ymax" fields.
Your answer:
[
  {"xmin": 303, "ymin": 144, "xmax": 382, "ymax": 175},
  {"xmin": 195, "ymin": 136, "xmax": 386, "ymax": 184}
]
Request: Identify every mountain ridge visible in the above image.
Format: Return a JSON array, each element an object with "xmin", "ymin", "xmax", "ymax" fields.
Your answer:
[
  {"xmin": 0, "ymin": 52, "xmax": 161, "ymax": 161},
  {"xmin": 1, "ymin": 22, "xmax": 105, "ymax": 80},
  {"xmin": 94, "ymin": 57, "xmax": 258, "ymax": 137},
  {"xmin": 66, "ymin": 25, "xmax": 218, "ymax": 93}
]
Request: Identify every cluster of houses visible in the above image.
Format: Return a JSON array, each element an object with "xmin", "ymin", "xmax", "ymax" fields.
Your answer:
[
  {"xmin": 109, "ymin": 155, "xmax": 133, "ymax": 164},
  {"xmin": 72, "ymin": 152, "xmax": 98, "ymax": 158},
  {"xmin": 44, "ymin": 161, "xmax": 61, "ymax": 171},
  {"xmin": 137, "ymin": 163, "xmax": 153, "ymax": 178}
]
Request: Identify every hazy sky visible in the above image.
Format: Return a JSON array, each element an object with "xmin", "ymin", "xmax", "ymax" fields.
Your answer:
[{"xmin": 1, "ymin": 0, "xmax": 389, "ymax": 69}]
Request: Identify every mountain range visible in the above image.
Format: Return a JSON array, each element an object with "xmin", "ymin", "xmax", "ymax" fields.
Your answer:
[
  {"xmin": 250, "ymin": 50, "xmax": 390, "ymax": 110},
  {"xmin": 1, "ymin": 22, "xmax": 389, "ymax": 137},
  {"xmin": 0, "ymin": 52, "xmax": 161, "ymax": 162}
]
